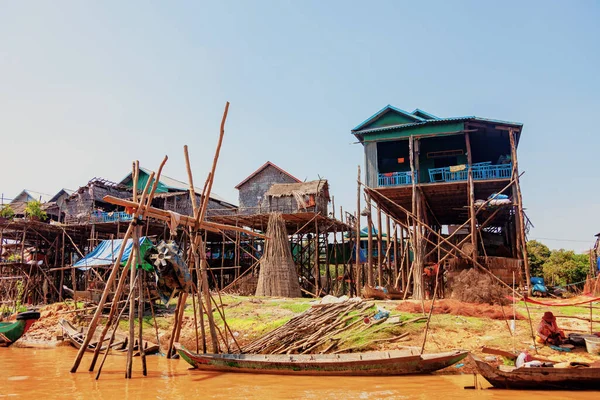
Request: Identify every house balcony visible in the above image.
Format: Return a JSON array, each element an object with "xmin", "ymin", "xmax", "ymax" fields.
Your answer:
[
  {"xmin": 65, "ymin": 211, "xmax": 134, "ymax": 224},
  {"xmin": 429, "ymin": 162, "xmax": 512, "ymax": 183},
  {"xmin": 377, "ymin": 171, "xmax": 416, "ymax": 187},
  {"xmin": 91, "ymin": 211, "xmax": 133, "ymax": 223},
  {"xmin": 377, "ymin": 163, "xmax": 512, "ymax": 187}
]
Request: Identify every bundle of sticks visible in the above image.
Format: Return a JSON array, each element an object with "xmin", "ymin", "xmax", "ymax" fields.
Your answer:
[{"xmin": 241, "ymin": 301, "xmax": 417, "ymax": 355}]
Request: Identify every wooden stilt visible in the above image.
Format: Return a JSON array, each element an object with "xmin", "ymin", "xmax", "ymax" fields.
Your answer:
[
  {"xmin": 376, "ymin": 204, "xmax": 383, "ymax": 286},
  {"xmin": 314, "ymin": 218, "xmax": 320, "ymax": 295},
  {"xmin": 465, "ymin": 131, "xmax": 478, "ymax": 260},
  {"xmin": 366, "ymin": 194, "xmax": 374, "ymax": 287},
  {"xmin": 137, "ymin": 245, "xmax": 147, "ymax": 375},
  {"xmin": 126, "ymin": 226, "xmax": 140, "ymax": 379},
  {"xmin": 509, "ymin": 128, "xmax": 531, "ymax": 290},
  {"xmin": 355, "ymin": 166, "xmax": 361, "ymax": 297}
]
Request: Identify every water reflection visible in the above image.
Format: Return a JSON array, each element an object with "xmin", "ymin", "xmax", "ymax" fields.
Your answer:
[{"xmin": 0, "ymin": 347, "xmax": 595, "ymax": 399}]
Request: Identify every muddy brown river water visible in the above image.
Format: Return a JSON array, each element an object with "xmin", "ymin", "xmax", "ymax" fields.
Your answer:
[{"xmin": 0, "ymin": 347, "xmax": 596, "ymax": 399}]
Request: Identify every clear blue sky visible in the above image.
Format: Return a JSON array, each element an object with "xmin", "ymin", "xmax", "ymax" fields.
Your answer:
[{"xmin": 1, "ymin": 1, "xmax": 598, "ymax": 252}]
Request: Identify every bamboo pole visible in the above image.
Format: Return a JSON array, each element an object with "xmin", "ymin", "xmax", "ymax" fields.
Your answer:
[
  {"xmin": 138, "ymin": 249, "xmax": 147, "ymax": 375},
  {"xmin": 355, "ymin": 165, "xmax": 361, "ymax": 296},
  {"xmin": 366, "ymin": 193, "xmax": 373, "ymax": 287},
  {"xmin": 377, "ymin": 204, "xmax": 383, "ymax": 286},
  {"xmin": 126, "ymin": 162, "xmax": 141, "ymax": 379},
  {"xmin": 77, "ymin": 155, "xmax": 168, "ymax": 373},
  {"xmin": 314, "ymin": 218, "xmax": 320, "ymax": 295},
  {"xmin": 465, "ymin": 131, "xmax": 477, "ymax": 259},
  {"xmin": 72, "ymin": 169, "xmax": 155, "ymax": 373},
  {"xmin": 509, "ymin": 128, "xmax": 531, "ymax": 290},
  {"xmin": 95, "ymin": 271, "xmax": 139, "ymax": 380}
]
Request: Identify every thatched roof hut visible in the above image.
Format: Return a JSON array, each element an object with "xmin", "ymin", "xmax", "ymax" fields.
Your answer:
[{"xmin": 264, "ymin": 180, "xmax": 329, "ymax": 214}]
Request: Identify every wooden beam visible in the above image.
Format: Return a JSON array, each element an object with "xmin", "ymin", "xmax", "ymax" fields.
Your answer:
[{"xmin": 102, "ymin": 195, "xmax": 266, "ymax": 239}]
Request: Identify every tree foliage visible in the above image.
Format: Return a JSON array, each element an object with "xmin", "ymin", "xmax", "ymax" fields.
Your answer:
[
  {"xmin": 540, "ymin": 248, "xmax": 589, "ymax": 286},
  {"xmin": 527, "ymin": 240, "xmax": 550, "ymax": 278},
  {"xmin": 24, "ymin": 200, "xmax": 47, "ymax": 221},
  {"xmin": 0, "ymin": 204, "xmax": 15, "ymax": 219}
]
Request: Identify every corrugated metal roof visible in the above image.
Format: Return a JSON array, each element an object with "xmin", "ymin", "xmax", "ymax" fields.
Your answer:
[
  {"xmin": 352, "ymin": 104, "xmax": 425, "ymax": 131},
  {"xmin": 126, "ymin": 167, "xmax": 236, "ymax": 207},
  {"xmin": 352, "ymin": 116, "xmax": 522, "ymax": 135}
]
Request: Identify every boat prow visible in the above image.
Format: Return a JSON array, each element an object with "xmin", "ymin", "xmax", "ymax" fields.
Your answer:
[
  {"xmin": 0, "ymin": 310, "xmax": 41, "ymax": 347},
  {"xmin": 60, "ymin": 319, "xmax": 159, "ymax": 355},
  {"xmin": 175, "ymin": 343, "xmax": 468, "ymax": 376}
]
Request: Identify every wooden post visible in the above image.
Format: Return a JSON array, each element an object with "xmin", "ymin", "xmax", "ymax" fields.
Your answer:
[
  {"xmin": 355, "ymin": 165, "xmax": 361, "ymax": 296},
  {"xmin": 399, "ymin": 227, "xmax": 406, "ymax": 289},
  {"xmin": 314, "ymin": 219, "xmax": 320, "ymax": 295},
  {"xmin": 376, "ymin": 204, "xmax": 383, "ymax": 286},
  {"xmin": 60, "ymin": 230, "xmax": 65, "ymax": 301},
  {"xmin": 509, "ymin": 128, "xmax": 531, "ymax": 290},
  {"xmin": 126, "ymin": 227, "xmax": 139, "ymax": 379},
  {"xmin": 137, "ymin": 249, "xmax": 147, "ymax": 376},
  {"xmin": 332, "ymin": 197, "xmax": 339, "ymax": 294},
  {"xmin": 392, "ymin": 223, "xmax": 398, "ymax": 288},
  {"xmin": 340, "ymin": 206, "xmax": 348, "ymax": 296},
  {"xmin": 410, "ymin": 136, "xmax": 424, "ymax": 300},
  {"xmin": 220, "ymin": 233, "xmax": 225, "ymax": 290},
  {"xmin": 465, "ymin": 131, "xmax": 478, "ymax": 260},
  {"xmin": 366, "ymin": 194, "xmax": 374, "ymax": 287}
]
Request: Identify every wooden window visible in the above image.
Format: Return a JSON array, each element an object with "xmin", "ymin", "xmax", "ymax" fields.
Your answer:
[{"xmin": 426, "ymin": 149, "xmax": 464, "ymax": 159}]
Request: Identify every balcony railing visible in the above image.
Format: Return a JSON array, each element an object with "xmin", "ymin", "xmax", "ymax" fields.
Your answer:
[
  {"xmin": 377, "ymin": 171, "xmax": 416, "ymax": 187},
  {"xmin": 377, "ymin": 163, "xmax": 512, "ymax": 187},
  {"xmin": 91, "ymin": 211, "xmax": 133, "ymax": 223},
  {"xmin": 429, "ymin": 162, "xmax": 512, "ymax": 183}
]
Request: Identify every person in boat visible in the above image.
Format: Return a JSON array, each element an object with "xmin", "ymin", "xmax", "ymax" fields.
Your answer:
[{"xmin": 537, "ymin": 311, "xmax": 566, "ymax": 345}]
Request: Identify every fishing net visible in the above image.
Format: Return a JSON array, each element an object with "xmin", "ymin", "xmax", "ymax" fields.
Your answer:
[{"xmin": 255, "ymin": 213, "xmax": 301, "ymax": 298}]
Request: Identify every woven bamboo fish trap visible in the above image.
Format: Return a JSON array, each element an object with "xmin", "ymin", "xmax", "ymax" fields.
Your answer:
[{"xmin": 255, "ymin": 213, "xmax": 301, "ymax": 298}]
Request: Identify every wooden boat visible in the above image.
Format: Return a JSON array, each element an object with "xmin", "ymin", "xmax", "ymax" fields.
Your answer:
[
  {"xmin": 362, "ymin": 285, "xmax": 404, "ymax": 300},
  {"xmin": 175, "ymin": 343, "xmax": 468, "ymax": 376},
  {"xmin": 473, "ymin": 355, "xmax": 600, "ymax": 390},
  {"xmin": 59, "ymin": 319, "xmax": 160, "ymax": 355},
  {"xmin": 0, "ymin": 311, "xmax": 40, "ymax": 347}
]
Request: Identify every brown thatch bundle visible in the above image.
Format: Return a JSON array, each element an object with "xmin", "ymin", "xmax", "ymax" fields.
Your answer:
[
  {"xmin": 450, "ymin": 268, "xmax": 509, "ymax": 305},
  {"xmin": 255, "ymin": 213, "xmax": 301, "ymax": 298}
]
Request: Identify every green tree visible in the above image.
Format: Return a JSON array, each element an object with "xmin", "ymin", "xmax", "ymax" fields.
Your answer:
[
  {"xmin": 0, "ymin": 204, "xmax": 15, "ymax": 219},
  {"xmin": 527, "ymin": 240, "xmax": 550, "ymax": 278},
  {"xmin": 24, "ymin": 200, "xmax": 47, "ymax": 221},
  {"xmin": 542, "ymin": 249, "xmax": 589, "ymax": 286}
]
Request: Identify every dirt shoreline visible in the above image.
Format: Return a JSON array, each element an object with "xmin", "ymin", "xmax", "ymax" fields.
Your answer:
[{"xmin": 14, "ymin": 296, "xmax": 600, "ymax": 375}]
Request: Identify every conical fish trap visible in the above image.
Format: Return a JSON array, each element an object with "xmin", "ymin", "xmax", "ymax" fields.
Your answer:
[{"xmin": 255, "ymin": 213, "xmax": 301, "ymax": 297}]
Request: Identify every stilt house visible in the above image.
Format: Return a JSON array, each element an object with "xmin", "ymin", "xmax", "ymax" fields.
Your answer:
[{"xmin": 353, "ymin": 105, "xmax": 530, "ymax": 295}]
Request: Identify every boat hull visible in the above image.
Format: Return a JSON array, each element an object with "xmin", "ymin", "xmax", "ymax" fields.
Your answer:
[
  {"xmin": 474, "ymin": 357, "xmax": 600, "ymax": 390},
  {"xmin": 176, "ymin": 344, "xmax": 468, "ymax": 376},
  {"xmin": 59, "ymin": 319, "xmax": 159, "ymax": 355},
  {"xmin": 0, "ymin": 311, "xmax": 40, "ymax": 347}
]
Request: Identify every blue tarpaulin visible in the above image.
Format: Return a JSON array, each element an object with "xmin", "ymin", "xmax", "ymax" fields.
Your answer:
[{"xmin": 73, "ymin": 237, "xmax": 154, "ymax": 271}]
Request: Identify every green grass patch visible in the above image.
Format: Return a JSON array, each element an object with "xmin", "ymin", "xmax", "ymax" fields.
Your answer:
[{"xmin": 280, "ymin": 302, "xmax": 311, "ymax": 313}]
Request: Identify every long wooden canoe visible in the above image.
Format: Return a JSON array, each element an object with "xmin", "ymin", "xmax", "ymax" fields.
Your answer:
[
  {"xmin": 0, "ymin": 311, "xmax": 40, "ymax": 347},
  {"xmin": 175, "ymin": 343, "xmax": 468, "ymax": 376},
  {"xmin": 473, "ymin": 356, "xmax": 600, "ymax": 390},
  {"xmin": 59, "ymin": 319, "xmax": 159, "ymax": 355}
]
